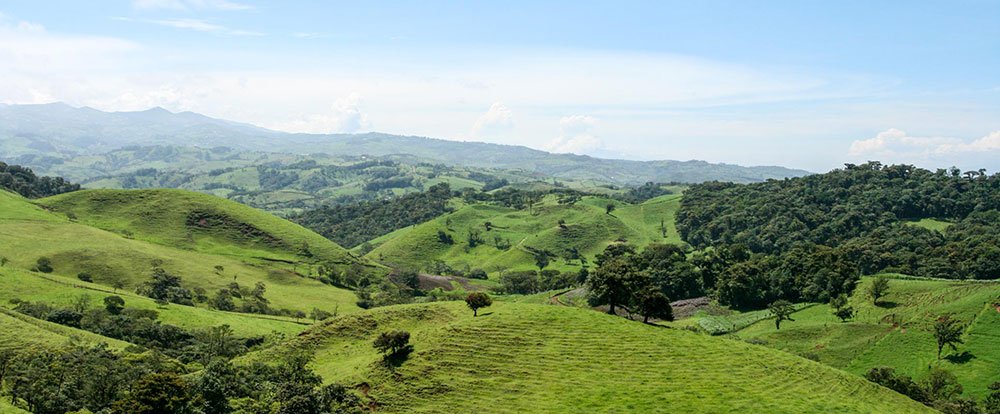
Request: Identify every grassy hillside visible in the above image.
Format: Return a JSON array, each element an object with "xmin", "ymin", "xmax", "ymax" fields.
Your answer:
[
  {"xmin": 729, "ymin": 276, "xmax": 1000, "ymax": 398},
  {"xmin": 37, "ymin": 189, "xmax": 361, "ymax": 265},
  {"xmin": 0, "ymin": 190, "xmax": 362, "ymax": 317},
  {"xmin": 257, "ymin": 301, "xmax": 932, "ymax": 413},
  {"xmin": 0, "ymin": 267, "xmax": 305, "ymax": 338},
  {"xmin": 365, "ymin": 193, "xmax": 682, "ymax": 274}
]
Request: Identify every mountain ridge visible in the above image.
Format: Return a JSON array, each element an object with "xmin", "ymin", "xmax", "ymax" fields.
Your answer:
[{"xmin": 0, "ymin": 103, "xmax": 810, "ymax": 185}]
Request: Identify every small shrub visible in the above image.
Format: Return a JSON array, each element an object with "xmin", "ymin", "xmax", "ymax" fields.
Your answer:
[
  {"xmin": 34, "ymin": 257, "xmax": 53, "ymax": 273},
  {"xmin": 467, "ymin": 269, "xmax": 488, "ymax": 280},
  {"xmin": 77, "ymin": 272, "xmax": 94, "ymax": 283}
]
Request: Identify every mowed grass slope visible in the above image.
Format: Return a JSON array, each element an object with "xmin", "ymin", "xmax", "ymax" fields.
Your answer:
[
  {"xmin": 734, "ymin": 276, "xmax": 1000, "ymax": 398},
  {"xmin": 0, "ymin": 190, "xmax": 361, "ymax": 316},
  {"xmin": 263, "ymin": 302, "xmax": 933, "ymax": 414},
  {"xmin": 366, "ymin": 193, "xmax": 682, "ymax": 274}
]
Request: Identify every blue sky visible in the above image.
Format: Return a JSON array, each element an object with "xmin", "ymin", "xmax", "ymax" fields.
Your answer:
[{"xmin": 1, "ymin": 0, "xmax": 998, "ymax": 171}]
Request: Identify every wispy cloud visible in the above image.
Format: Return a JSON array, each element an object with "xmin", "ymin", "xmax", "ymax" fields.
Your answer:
[
  {"xmin": 292, "ymin": 32, "xmax": 331, "ymax": 39},
  {"xmin": 114, "ymin": 17, "xmax": 262, "ymax": 36},
  {"xmin": 131, "ymin": 0, "xmax": 253, "ymax": 12}
]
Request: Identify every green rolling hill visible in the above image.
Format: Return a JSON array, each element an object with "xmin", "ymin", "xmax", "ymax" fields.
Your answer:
[
  {"xmin": 253, "ymin": 301, "xmax": 933, "ymax": 413},
  {"xmin": 0, "ymin": 189, "xmax": 368, "ymax": 319},
  {"xmin": 364, "ymin": 193, "xmax": 683, "ymax": 275},
  {"xmin": 718, "ymin": 276, "xmax": 1000, "ymax": 399}
]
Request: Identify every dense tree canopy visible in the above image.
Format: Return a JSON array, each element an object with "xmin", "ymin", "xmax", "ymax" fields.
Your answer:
[
  {"xmin": 678, "ymin": 162, "xmax": 1000, "ymax": 282},
  {"xmin": 0, "ymin": 161, "xmax": 80, "ymax": 198},
  {"xmin": 293, "ymin": 183, "xmax": 454, "ymax": 247}
]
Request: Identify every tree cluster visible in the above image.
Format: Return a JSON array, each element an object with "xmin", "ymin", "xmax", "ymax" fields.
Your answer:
[
  {"xmin": 0, "ymin": 161, "xmax": 80, "ymax": 198},
  {"xmin": 293, "ymin": 183, "xmax": 454, "ymax": 248},
  {"xmin": 677, "ymin": 162, "xmax": 1000, "ymax": 281}
]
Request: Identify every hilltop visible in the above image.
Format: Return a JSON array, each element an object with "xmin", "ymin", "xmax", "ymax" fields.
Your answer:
[
  {"xmin": 254, "ymin": 301, "xmax": 933, "ymax": 413},
  {"xmin": 363, "ymin": 192, "xmax": 682, "ymax": 275}
]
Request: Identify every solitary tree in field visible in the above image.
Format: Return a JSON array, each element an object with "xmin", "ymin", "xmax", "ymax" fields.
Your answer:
[
  {"xmin": 830, "ymin": 294, "xmax": 854, "ymax": 322},
  {"xmin": 933, "ymin": 315, "xmax": 965, "ymax": 360},
  {"xmin": 465, "ymin": 292, "xmax": 493, "ymax": 317},
  {"xmin": 605, "ymin": 203, "xmax": 616, "ymax": 215},
  {"xmin": 768, "ymin": 300, "xmax": 795, "ymax": 330},
  {"xmin": 635, "ymin": 286, "xmax": 673, "ymax": 323},
  {"xmin": 868, "ymin": 276, "xmax": 890, "ymax": 305},
  {"xmin": 373, "ymin": 331, "xmax": 411, "ymax": 356}
]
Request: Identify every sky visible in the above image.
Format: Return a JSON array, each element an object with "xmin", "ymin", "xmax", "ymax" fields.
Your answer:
[{"xmin": 0, "ymin": 1, "xmax": 998, "ymax": 172}]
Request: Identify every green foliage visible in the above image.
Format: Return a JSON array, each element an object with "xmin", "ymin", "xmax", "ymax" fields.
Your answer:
[
  {"xmin": 136, "ymin": 267, "xmax": 194, "ymax": 306},
  {"xmin": 0, "ymin": 161, "xmax": 80, "ymax": 198},
  {"xmin": 634, "ymin": 285, "xmax": 673, "ymax": 323},
  {"xmin": 678, "ymin": 162, "xmax": 1000, "ymax": 281},
  {"xmin": 768, "ymin": 300, "xmax": 796, "ymax": 330},
  {"xmin": 103, "ymin": 295, "xmax": 125, "ymax": 315},
  {"xmin": 373, "ymin": 330, "xmax": 411, "ymax": 355},
  {"xmin": 934, "ymin": 315, "xmax": 966, "ymax": 360},
  {"xmin": 830, "ymin": 294, "xmax": 855, "ymax": 322},
  {"xmin": 33, "ymin": 257, "xmax": 53, "ymax": 273},
  {"xmin": 499, "ymin": 271, "xmax": 540, "ymax": 295},
  {"xmin": 292, "ymin": 183, "xmax": 454, "ymax": 247},
  {"xmin": 464, "ymin": 292, "xmax": 493, "ymax": 316},
  {"xmin": 869, "ymin": 276, "xmax": 890, "ymax": 304}
]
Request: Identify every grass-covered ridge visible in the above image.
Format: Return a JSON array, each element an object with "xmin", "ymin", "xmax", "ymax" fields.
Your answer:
[
  {"xmin": 258, "ymin": 301, "xmax": 932, "ymax": 413},
  {"xmin": 365, "ymin": 193, "xmax": 682, "ymax": 274},
  {"xmin": 37, "ymin": 188, "xmax": 362, "ymax": 265}
]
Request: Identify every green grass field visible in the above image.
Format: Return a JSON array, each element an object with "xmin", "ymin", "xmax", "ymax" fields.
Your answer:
[
  {"xmin": 253, "ymin": 301, "xmax": 932, "ymax": 413},
  {"xmin": 729, "ymin": 275, "xmax": 1000, "ymax": 398},
  {"xmin": 0, "ymin": 190, "xmax": 363, "ymax": 318},
  {"xmin": 365, "ymin": 193, "xmax": 683, "ymax": 275},
  {"xmin": 37, "ymin": 189, "xmax": 361, "ymax": 264}
]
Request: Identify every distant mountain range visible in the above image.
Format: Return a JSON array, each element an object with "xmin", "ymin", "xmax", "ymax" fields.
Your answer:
[{"xmin": 0, "ymin": 103, "xmax": 810, "ymax": 184}]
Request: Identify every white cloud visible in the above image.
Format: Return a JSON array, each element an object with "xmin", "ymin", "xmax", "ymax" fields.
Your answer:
[
  {"xmin": 849, "ymin": 128, "xmax": 1000, "ymax": 159},
  {"xmin": 131, "ymin": 0, "xmax": 253, "ymax": 11},
  {"xmin": 269, "ymin": 93, "xmax": 368, "ymax": 134},
  {"xmin": 545, "ymin": 115, "xmax": 604, "ymax": 155},
  {"xmin": 115, "ymin": 17, "xmax": 262, "ymax": 36},
  {"xmin": 0, "ymin": 19, "xmax": 138, "ymax": 75},
  {"xmin": 471, "ymin": 102, "xmax": 514, "ymax": 138}
]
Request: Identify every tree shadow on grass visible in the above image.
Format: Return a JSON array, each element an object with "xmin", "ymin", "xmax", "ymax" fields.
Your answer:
[
  {"xmin": 875, "ymin": 301, "xmax": 899, "ymax": 309},
  {"xmin": 381, "ymin": 346, "xmax": 414, "ymax": 369},
  {"xmin": 944, "ymin": 351, "xmax": 976, "ymax": 364},
  {"xmin": 476, "ymin": 312, "xmax": 494, "ymax": 317}
]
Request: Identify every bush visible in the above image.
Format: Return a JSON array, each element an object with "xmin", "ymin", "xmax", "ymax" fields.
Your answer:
[
  {"xmin": 34, "ymin": 257, "xmax": 53, "ymax": 273},
  {"xmin": 467, "ymin": 269, "xmax": 488, "ymax": 280},
  {"xmin": 77, "ymin": 272, "xmax": 94, "ymax": 283},
  {"xmin": 373, "ymin": 331, "xmax": 411, "ymax": 355},
  {"xmin": 499, "ymin": 271, "xmax": 539, "ymax": 294}
]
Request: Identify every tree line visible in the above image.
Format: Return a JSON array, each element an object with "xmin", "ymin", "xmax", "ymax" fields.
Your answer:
[{"xmin": 0, "ymin": 161, "xmax": 80, "ymax": 198}]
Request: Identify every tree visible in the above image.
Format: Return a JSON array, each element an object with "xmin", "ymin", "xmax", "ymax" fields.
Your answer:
[
  {"xmin": 768, "ymin": 300, "xmax": 795, "ymax": 330},
  {"xmin": 310, "ymin": 308, "xmax": 333, "ymax": 322},
  {"xmin": 195, "ymin": 359, "xmax": 236, "ymax": 414},
  {"xmin": 634, "ymin": 286, "xmax": 673, "ymax": 323},
  {"xmin": 373, "ymin": 331, "xmax": 410, "ymax": 355},
  {"xmin": 605, "ymin": 203, "xmax": 616, "ymax": 215},
  {"xmin": 934, "ymin": 315, "xmax": 965, "ymax": 360},
  {"xmin": 436, "ymin": 230, "xmax": 454, "ymax": 245},
  {"xmin": 586, "ymin": 256, "xmax": 636, "ymax": 315},
  {"xmin": 104, "ymin": 295, "xmax": 126, "ymax": 315},
  {"xmin": 984, "ymin": 382, "xmax": 1000, "ymax": 414},
  {"xmin": 868, "ymin": 276, "xmax": 890, "ymax": 305},
  {"xmin": 534, "ymin": 250, "xmax": 550, "ymax": 270},
  {"xmin": 34, "ymin": 257, "xmax": 53, "ymax": 273},
  {"xmin": 499, "ymin": 271, "xmax": 539, "ymax": 294},
  {"xmin": 112, "ymin": 372, "xmax": 192, "ymax": 414},
  {"xmin": 830, "ymin": 294, "xmax": 854, "ymax": 322},
  {"xmin": 465, "ymin": 292, "xmax": 492, "ymax": 316}
]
